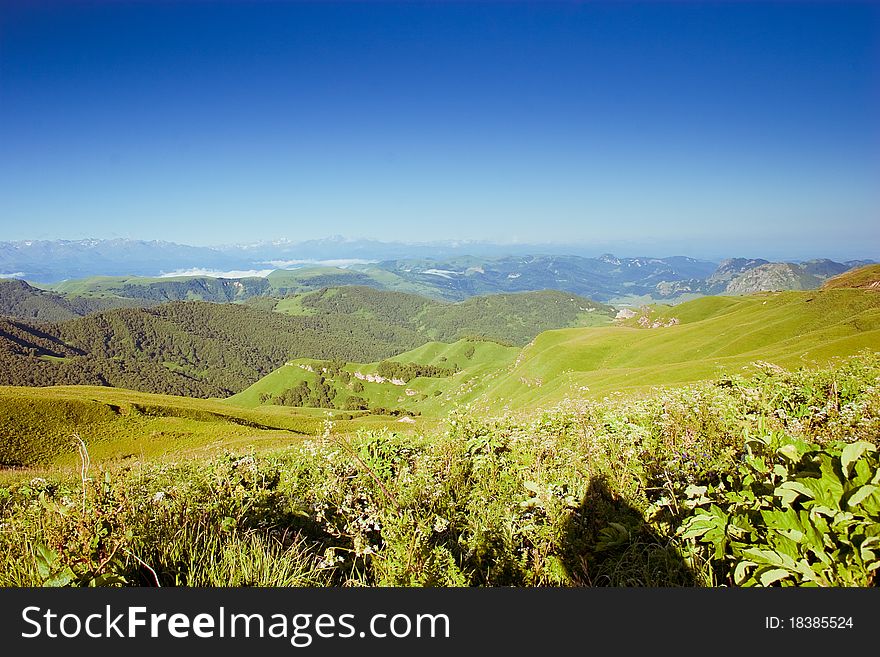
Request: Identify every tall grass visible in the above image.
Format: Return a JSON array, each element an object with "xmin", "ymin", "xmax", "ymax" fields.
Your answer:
[{"xmin": 1, "ymin": 352, "xmax": 877, "ymax": 587}]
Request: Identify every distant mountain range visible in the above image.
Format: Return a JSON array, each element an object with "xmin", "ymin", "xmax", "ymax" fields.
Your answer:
[
  {"xmin": 0, "ymin": 238, "xmax": 874, "ymax": 303},
  {"xmin": 0, "ymin": 237, "xmax": 613, "ymax": 281}
]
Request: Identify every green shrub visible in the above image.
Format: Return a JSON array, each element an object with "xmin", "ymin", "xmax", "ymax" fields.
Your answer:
[{"xmin": 678, "ymin": 431, "xmax": 880, "ymax": 586}]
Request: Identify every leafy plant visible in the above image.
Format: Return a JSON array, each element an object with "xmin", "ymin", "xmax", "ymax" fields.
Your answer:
[{"xmin": 679, "ymin": 431, "xmax": 880, "ymax": 586}]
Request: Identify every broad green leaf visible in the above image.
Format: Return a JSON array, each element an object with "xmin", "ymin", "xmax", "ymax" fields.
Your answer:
[
  {"xmin": 794, "ymin": 558, "xmax": 821, "ymax": 583},
  {"xmin": 34, "ymin": 544, "xmax": 57, "ymax": 580},
  {"xmin": 35, "ymin": 543, "xmax": 56, "ymax": 563},
  {"xmin": 841, "ymin": 441, "xmax": 876, "ymax": 478},
  {"xmin": 775, "ymin": 481, "xmax": 814, "ymax": 503},
  {"xmin": 852, "ymin": 460, "xmax": 873, "ymax": 486},
  {"xmin": 777, "ymin": 528, "xmax": 805, "ymax": 543},
  {"xmin": 733, "ymin": 560, "xmax": 753, "ymax": 584},
  {"xmin": 43, "ymin": 568, "xmax": 74, "ymax": 588},
  {"xmin": 759, "ymin": 568, "xmax": 790, "ymax": 586},
  {"xmin": 847, "ymin": 484, "xmax": 878, "ymax": 509},
  {"xmin": 742, "ymin": 548, "xmax": 786, "ymax": 567},
  {"xmin": 747, "ymin": 456, "xmax": 768, "ymax": 473}
]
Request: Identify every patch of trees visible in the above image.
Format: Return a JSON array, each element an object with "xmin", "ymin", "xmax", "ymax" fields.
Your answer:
[
  {"xmin": 270, "ymin": 374, "xmax": 336, "ymax": 409},
  {"xmin": 292, "ymin": 286, "xmax": 611, "ymax": 346},
  {"xmin": 420, "ymin": 291, "xmax": 613, "ymax": 345},
  {"xmin": 299, "ymin": 286, "xmax": 430, "ymax": 325},
  {"xmin": 368, "ymin": 407, "xmax": 421, "ymax": 417},
  {"xmin": 343, "ymin": 395, "xmax": 368, "ymax": 411},
  {"xmin": 376, "ymin": 360, "xmax": 457, "ymax": 382},
  {"xmin": 293, "ymin": 274, "xmax": 379, "ymax": 291}
]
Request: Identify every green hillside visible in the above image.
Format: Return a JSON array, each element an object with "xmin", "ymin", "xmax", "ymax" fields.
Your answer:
[
  {"xmin": 44, "ymin": 266, "xmax": 445, "ymax": 302},
  {"xmin": 49, "ymin": 275, "xmax": 271, "ymax": 302},
  {"xmin": 5, "ymin": 288, "xmax": 878, "ymax": 469},
  {"xmin": 822, "ymin": 263, "xmax": 880, "ymax": 290},
  {"xmin": 227, "ymin": 339, "xmax": 519, "ymax": 416},
  {"xmin": 232, "ymin": 288, "xmax": 880, "ymax": 418},
  {"xmin": 0, "ymin": 302, "xmax": 426, "ymax": 397},
  {"xmin": 418, "ymin": 290, "xmax": 611, "ymax": 343},
  {"xmin": 0, "ymin": 287, "xmax": 613, "ymax": 398},
  {"xmin": 0, "ymin": 385, "xmax": 347, "ymax": 468},
  {"xmin": 274, "ymin": 286, "xmax": 614, "ymax": 346},
  {"xmin": 468, "ymin": 289, "xmax": 880, "ymax": 411},
  {"xmin": 0, "ymin": 279, "xmax": 146, "ymax": 322}
]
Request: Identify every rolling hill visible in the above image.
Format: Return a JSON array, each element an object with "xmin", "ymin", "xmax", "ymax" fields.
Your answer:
[
  {"xmin": 0, "ymin": 288, "xmax": 614, "ymax": 398},
  {"xmin": 0, "ymin": 279, "xmax": 148, "ymax": 322},
  {"xmin": 2, "ymin": 285, "xmax": 878, "ymax": 471},
  {"xmin": 33, "ymin": 254, "xmax": 874, "ymax": 310},
  {"xmin": 226, "ymin": 338, "xmax": 519, "ymax": 414},
  {"xmin": 0, "ymin": 302, "xmax": 427, "ymax": 397},
  {"xmin": 230, "ymin": 287, "xmax": 880, "ymax": 417},
  {"xmin": 468, "ymin": 288, "xmax": 880, "ymax": 411},
  {"xmin": 822, "ymin": 263, "xmax": 880, "ymax": 291},
  {"xmin": 0, "ymin": 384, "xmax": 351, "ymax": 467},
  {"xmin": 49, "ymin": 275, "xmax": 271, "ymax": 303},
  {"xmin": 274, "ymin": 286, "xmax": 613, "ymax": 345}
]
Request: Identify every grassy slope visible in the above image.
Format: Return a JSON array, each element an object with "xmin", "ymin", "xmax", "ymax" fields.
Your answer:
[
  {"xmin": 232, "ymin": 288, "xmax": 880, "ymax": 418},
  {"xmin": 47, "ymin": 267, "xmax": 444, "ymax": 301},
  {"xmin": 415, "ymin": 291, "xmax": 612, "ymax": 342},
  {"xmin": 822, "ymin": 263, "xmax": 880, "ymax": 290},
  {"xmin": 5, "ymin": 288, "xmax": 878, "ymax": 468},
  {"xmin": 226, "ymin": 339, "xmax": 519, "ymax": 413},
  {"xmin": 466, "ymin": 289, "xmax": 880, "ymax": 412},
  {"xmin": 48, "ymin": 276, "xmax": 179, "ymax": 296},
  {"xmin": 0, "ymin": 385, "xmax": 364, "ymax": 468}
]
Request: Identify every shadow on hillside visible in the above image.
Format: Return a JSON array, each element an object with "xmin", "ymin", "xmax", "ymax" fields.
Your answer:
[{"xmin": 559, "ymin": 476, "xmax": 696, "ymax": 586}]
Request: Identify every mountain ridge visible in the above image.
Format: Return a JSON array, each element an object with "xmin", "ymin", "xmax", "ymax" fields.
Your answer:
[{"xmin": 0, "ymin": 288, "xmax": 613, "ymax": 397}]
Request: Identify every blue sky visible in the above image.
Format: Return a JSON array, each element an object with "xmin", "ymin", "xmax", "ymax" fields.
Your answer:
[{"xmin": 0, "ymin": 2, "xmax": 877, "ymax": 259}]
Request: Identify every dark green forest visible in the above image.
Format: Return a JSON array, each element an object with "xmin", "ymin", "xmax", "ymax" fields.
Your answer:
[
  {"xmin": 0, "ymin": 284, "xmax": 614, "ymax": 398},
  {"xmin": 0, "ymin": 280, "xmax": 148, "ymax": 322},
  {"xmin": 0, "ymin": 303, "xmax": 426, "ymax": 397},
  {"xmin": 290, "ymin": 286, "xmax": 613, "ymax": 345}
]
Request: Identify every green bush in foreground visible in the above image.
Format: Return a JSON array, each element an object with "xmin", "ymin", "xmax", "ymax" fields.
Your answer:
[
  {"xmin": 1, "ymin": 352, "xmax": 878, "ymax": 587},
  {"xmin": 678, "ymin": 432, "xmax": 879, "ymax": 586}
]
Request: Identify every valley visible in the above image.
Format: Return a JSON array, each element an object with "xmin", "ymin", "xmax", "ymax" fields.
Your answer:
[
  {"xmin": 2, "ymin": 267, "xmax": 878, "ymax": 470},
  {"xmin": 1, "ymin": 261, "xmax": 878, "ymax": 588}
]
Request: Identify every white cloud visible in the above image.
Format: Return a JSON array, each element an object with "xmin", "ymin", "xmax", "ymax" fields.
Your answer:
[
  {"xmin": 158, "ymin": 268, "xmax": 275, "ymax": 278},
  {"xmin": 0, "ymin": 272, "xmax": 25, "ymax": 279},
  {"xmin": 262, "ymin": 259, "xmax": 376, "ymax": 268}
]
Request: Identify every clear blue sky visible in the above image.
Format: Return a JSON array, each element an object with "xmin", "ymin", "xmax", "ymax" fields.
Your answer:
[{"xmin": 1, "ymin": 2, "xmax": 877, "ymax": 259}]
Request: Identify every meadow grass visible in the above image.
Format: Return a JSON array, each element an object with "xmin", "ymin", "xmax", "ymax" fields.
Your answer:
[
  {"xmin": 2, "ymin": 352, "xmax": 877, "ymax": 587},
  {"xmin": 227, "ymin": 288, "xmax": 880, "ymax": 418}
]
